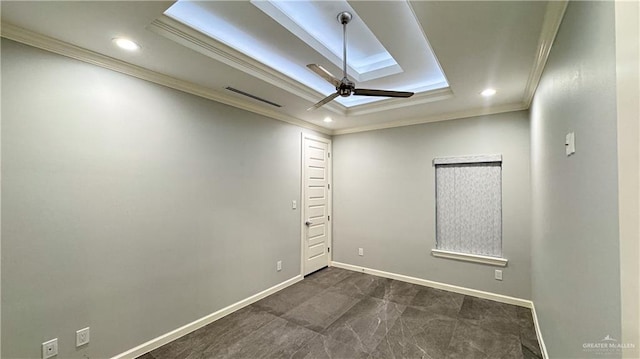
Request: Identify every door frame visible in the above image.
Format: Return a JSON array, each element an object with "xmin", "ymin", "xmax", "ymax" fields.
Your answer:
[{"xmin": 300, "ymin": 132, "xmax": 332, "ymax": 276}]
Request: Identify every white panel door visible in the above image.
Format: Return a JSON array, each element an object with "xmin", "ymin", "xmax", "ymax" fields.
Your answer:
[{"xmin": 302, "ymin": 134, "xmax": 331, "ymax": 275}]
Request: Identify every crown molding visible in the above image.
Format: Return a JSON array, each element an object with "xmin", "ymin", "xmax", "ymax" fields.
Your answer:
[
  {"xmin": 148, "ymin": 16, "xmax": 347, "ymax": 116},
  {"xmin": 333, "ymin": 101, "xmax": 527, "ymax": 135},
  {"xmin": 522, "ymin": 0, "xmax": 569, "ymax": 107},
  {"xmin": 0, "ymin": 22, "xmax": 332, "ymax": 135},
  {"xmin": 149, "ymin": 15, "xmax": 457, "ymax": 117},
  {"xmin": 1, "ymin": 19, "xmax": 554, "ymax": 138}
]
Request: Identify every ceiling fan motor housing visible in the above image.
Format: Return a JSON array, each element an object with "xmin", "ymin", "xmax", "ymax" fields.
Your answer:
[{"xmin": 338, "ymin": 80, "xmax": 354, "ymax": 97}]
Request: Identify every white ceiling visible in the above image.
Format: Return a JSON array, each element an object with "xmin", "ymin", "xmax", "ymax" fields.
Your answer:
[{"xmin": 0, "ymin": 1, "xmax": 565, "ymax": 135}]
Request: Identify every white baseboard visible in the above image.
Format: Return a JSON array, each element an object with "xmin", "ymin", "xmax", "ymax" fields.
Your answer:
[
  {"xmin": 112, "ymin": 265, "xmax": 549, "ymax": 359},
  {"xmin": 330, "ymin": 261, "xmax": 532, "ymax": 308},
  {"xmin": 530, "ymin": 302, "xmax": 549, "ymax": 359},
  {"xmin": 330, "ymin": 261, "xmax": 549, "ymax": 357},
  {"xmin": 111, "ymin": 275, "xmax": 303, "ymax": 359}
]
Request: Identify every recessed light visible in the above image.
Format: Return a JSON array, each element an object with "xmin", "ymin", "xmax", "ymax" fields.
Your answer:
[
  {"xmin": 481, "ymin": 88, "xmax": 497, "ymax": 97},
  {"xmin": 113, "ymin": 38, "xmax": 140, "ymax": 51},
  {"xmin": 323, "ymin": 117, "xmax": 333, "ymax": 123}
]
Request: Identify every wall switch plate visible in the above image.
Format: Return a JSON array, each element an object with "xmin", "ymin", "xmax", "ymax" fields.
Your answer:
[
  {"xmin": 358, "ymin": 248, "xmax": 364, "ymax": 256},
  {"xmin": 495, "ymin": 270, "xmax": 503, "ymax": 281},
  {"xmin": 276, "ymin": 260, "xmax": 282, "ymax": 272},
  {"xmin": 291, "ymin": 200, "xmax": 297, "ymax": 209},
  {"xmin": 565, "ymin": 132, "xmax": 576, "ymax": 156},
  {"xmin": 42, "ymin": 338, "xmax": 58, "ymax": 359},
  {"xmin": 76, "ymin": 327, "xmax": 90, "ymax": 347}
]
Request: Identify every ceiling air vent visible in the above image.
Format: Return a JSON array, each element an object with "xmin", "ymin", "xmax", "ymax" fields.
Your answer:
[{"xmin": 225, "ymin": 87, "xmax": 282, "ymax": 108}]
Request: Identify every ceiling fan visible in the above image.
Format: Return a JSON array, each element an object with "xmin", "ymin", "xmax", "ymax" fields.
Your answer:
[{"xmin": 307, "ymin": 11, "xmax": 414, "ymax": 111}]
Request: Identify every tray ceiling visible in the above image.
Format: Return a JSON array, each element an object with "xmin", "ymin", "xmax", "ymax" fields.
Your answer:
[
  {"xmin": 0, "ymin": 1, "xmax": 566, "ymax": 134},
  {"xmin": 163, "ymin": 0, "xmax": 448, "ymax": 108}
]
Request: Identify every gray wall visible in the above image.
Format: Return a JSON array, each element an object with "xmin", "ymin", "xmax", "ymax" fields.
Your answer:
[
  {"xmin": 530, "ymin": 2, "xmax": 621, "ymax": 358},
  {"xmin": 332, "ymin": 111, "xmax": 532, "ymax": 299},
  {"xmin": 1, "ymin": 39, "xmax": 311, "ymax": 359}
]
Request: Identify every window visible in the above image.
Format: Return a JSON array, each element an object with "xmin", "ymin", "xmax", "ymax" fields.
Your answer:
[{"xmin": 432, "ymin": 155, "xmax": 507, "ymax": 266}]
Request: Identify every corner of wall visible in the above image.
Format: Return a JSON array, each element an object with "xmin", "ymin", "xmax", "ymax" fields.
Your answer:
[
  {"xmin": 615, "ymin": 1, "xmax": 640, "ymax": 356},
  {"xmin": 530, "ymin": 1, "xmax": 624, "ymax": 357}
]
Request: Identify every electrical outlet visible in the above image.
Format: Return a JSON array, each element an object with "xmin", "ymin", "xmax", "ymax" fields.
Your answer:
[
  {"xmin": 358, "ymin": 248, "xmax": 364, "ymax": 256},
  {"xmin": 276, "ymin": 260, "xmax": 282, "ymax": 272},
  {"xmin": 495, "ymin": 269, "xmax": 503, "ymax": 281},
  {"xmin": 42, "ymin": 338, "xmax": 58, "ymax": 359},
  {"xmin": 76, "ymin": 327, "xmax": 90, "ymax": 347}
]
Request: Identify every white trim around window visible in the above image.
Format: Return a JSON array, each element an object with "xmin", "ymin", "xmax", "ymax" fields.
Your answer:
[
  {"xmin": 433, "ymin": 154, "xmax": 502, "ymax": 165},
  {"xmin": 431, "ymin": 249, "xmax": 508, "ymax": 267}
]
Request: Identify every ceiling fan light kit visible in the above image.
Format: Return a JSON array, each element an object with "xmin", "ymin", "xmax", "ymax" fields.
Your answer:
[{"xmin": 307, "ymin": 11, "xmax": 414, "ymax": 111}]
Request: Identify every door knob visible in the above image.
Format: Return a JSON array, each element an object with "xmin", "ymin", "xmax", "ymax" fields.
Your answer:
[{"xmin": 305, "ymin": 219, "xmax": 312, "ymax": 226}]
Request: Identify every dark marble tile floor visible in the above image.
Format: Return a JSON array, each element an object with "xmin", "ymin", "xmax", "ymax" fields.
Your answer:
[{"xmin": 139, "ymin": 267, "xmax": 542, "ymax": 359}]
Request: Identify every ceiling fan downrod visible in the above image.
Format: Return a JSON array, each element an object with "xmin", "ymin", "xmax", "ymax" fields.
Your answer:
[{"xmin": 338, "ymin": 11, "xmax": 352, "ymax": 81}]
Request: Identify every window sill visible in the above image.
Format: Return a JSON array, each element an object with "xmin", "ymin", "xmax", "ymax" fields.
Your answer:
[{"xmin": 431, "ymin": 249, "xmax": 508, "ymax": 267}]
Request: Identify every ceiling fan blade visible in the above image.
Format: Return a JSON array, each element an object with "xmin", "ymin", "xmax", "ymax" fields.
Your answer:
[
  {"xmin": 307, "ymin": 64, "xmax": 341, "ymax": 88},
  {"xmin": 307, "ymin": 92, "xmax": 339, "ymax": 111},
  {"xmin": 353, "ymin": 88, "xmax": 415, "ymax": 98}
]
